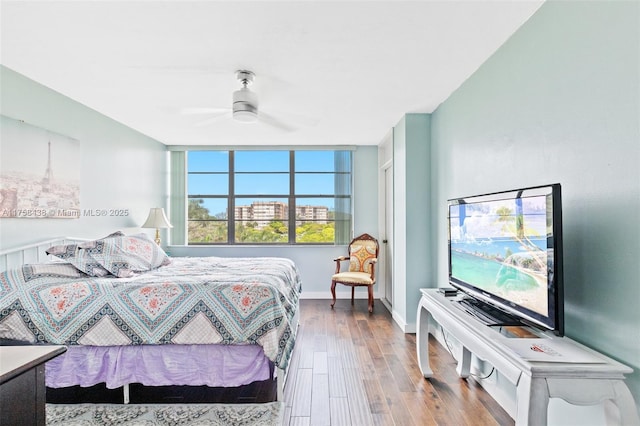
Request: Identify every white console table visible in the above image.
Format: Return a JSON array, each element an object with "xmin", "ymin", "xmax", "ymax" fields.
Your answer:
[{"xmin": 416, "ymin": 288, "xmax": 639, "ymax": 426}]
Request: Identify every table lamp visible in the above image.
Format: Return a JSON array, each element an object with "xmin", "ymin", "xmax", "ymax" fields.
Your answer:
[{"xmin": 141, "ymin": 207, "xmax": 172, "ymax": 245}]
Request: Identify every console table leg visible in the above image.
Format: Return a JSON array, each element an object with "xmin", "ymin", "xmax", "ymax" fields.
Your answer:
[
  {"xmin": 416, "ymin": 302, "xmax": 434, "ymax": 378},
  {"xmin": 456, "ymin": 346, "xmax": 472, "ymax": 378},
  {"xmin": 604, "ymin": 381, "xmax": 640, "ymax": 426},
  {"xmin": 516, "ymin": 374, "xmax": 549, "ymax": 426}
]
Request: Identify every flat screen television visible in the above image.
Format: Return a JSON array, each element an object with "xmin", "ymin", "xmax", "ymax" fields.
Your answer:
[{"xmin": 448, "ymin": 184, "xmax": 564, "ymax": 336}]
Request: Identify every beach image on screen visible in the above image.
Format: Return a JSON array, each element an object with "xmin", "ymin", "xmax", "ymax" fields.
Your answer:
[{"xmin": 449, "ymin": 194, "xmax": 550, "ymax": 316}]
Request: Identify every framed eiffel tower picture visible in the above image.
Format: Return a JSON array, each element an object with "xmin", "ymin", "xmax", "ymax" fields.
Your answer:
[{"xmin": 0, "ymin": 115, "xmax": 80, "ymax": 218}]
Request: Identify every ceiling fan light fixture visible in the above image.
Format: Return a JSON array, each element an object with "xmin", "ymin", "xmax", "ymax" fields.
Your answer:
[
  {"xmin": 233, "ymin": 109, "xmax": 258, "ymax": 122},
  {"xmin": 232, "ymin": 86, "xmax": 258, "ymax": 123}
]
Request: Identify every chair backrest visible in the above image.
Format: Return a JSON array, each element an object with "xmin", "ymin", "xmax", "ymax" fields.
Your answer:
[{"xmin": 348, "ymin": 233, "xmax": 379, "ymax": 274}]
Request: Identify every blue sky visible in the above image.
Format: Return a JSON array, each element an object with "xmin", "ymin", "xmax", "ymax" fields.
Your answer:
[{"xmin": 187, "ymin": 150, "xmax": 350, "ymax": 216}]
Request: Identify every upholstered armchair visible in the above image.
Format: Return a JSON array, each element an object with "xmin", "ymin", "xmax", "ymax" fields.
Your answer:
[{"xmin": 330, "ymin": 233, "xmax": 379, "ymax": 313}]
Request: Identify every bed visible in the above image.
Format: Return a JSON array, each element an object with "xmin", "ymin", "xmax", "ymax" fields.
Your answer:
[{"xmin": 0, "ymin": 233, "xmax": 301, "ymax": 403}]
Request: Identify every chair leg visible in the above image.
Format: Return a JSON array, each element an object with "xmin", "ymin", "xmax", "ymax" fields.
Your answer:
[
  {"xmin": 368, "ymin": 286, "xmax": 374, "ymax": 313},
  {"xmin": 351, "ymin": 287, "xmax": 355, "ymax": 305},
  {"xmin": 330, "ymin": 281, "xmax": 337, "ymax": 308}
]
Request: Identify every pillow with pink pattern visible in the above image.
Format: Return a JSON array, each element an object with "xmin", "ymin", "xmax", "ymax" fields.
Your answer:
[{"xmin": 85, "ymin": 233, "xmax": 171, "ymax": 278}]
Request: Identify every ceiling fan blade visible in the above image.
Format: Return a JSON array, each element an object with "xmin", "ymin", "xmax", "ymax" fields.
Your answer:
[
  {"xmin": 259, "ymin": 111, "xmax": 297, "ymax": 132},
  {"xmin": 270, "ymin": 110, "xmax": 320, "ymax": 128},
  {"xmin": 181, "ymin": 107, "xmax": 229, "ymax": 115},
  {"xmin": 194, "ymin": 112, "xmax": 232, "ymax": 127}
]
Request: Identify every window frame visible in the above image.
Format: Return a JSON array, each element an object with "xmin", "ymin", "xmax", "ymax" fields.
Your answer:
[{"xmin": 185, "ymin": 149, "xmax": 352, "ymax": 245}]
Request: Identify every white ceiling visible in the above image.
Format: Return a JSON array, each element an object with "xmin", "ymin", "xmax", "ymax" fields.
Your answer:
[{"xmin": 1, "ymin": 1, "xmax": 544, "ymax": 146}]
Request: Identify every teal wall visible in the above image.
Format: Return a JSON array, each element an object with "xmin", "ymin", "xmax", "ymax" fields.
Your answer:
[
  {"xmin": 0, "ymin": 66, "xmax": 168, "ymax": 249},
  {"xmin": 431, "ymin": 0, "xmax": 639, "ymax": 420},
  {"xmin": 392, "ymin": 113, "xmax": 431, "ymax": 330}
]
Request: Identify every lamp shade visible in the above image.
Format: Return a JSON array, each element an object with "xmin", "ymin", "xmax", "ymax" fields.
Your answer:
[{"xmin": 141, "ymin": 208, "xmax": 173, "ymax": 229}]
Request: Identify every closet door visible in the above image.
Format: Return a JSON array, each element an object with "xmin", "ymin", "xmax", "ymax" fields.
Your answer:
[
  {"xmin": 378, "ymin": 130, "xmax": 393, "ymax": 310},
  {"xmin": 383, "ymin": 164, "xmax": 393, "ymax": 307}
]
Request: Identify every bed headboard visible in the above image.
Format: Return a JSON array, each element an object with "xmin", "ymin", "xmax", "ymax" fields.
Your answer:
[{"xmin": 0, "ymin": 237, "xmax": 86, "ymax": 272}]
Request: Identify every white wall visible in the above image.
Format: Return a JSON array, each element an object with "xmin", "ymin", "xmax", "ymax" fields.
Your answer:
[
  {"xmin": 430, "ymin": 1, "xmax": 639, "ymax": 421},
  {"xmin": 0, "ymin": 66, "xmax": 168, "ymax": 249},
  {"xmin": 169, "ymin": 145, "xmax": 379, "ymax": 299}
]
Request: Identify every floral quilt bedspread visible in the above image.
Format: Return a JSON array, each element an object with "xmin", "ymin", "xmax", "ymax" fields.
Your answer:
[{"xmin": 0, "ymin": 257, "xmax": 301, "ymax": 370}]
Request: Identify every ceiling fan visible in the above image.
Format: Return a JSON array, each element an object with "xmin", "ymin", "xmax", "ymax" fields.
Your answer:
[
  {"xmin": 182, "ymin": 70, "xmax": 305, "ymax": 131},
  {"xmin": 231, "ymin": 69, "xmax": 259, "ymax": 122}
]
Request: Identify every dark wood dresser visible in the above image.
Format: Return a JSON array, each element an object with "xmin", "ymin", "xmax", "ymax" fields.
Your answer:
[{"xmin": 0, "ymin": 345, "xmax": 66, "ymax": 425}]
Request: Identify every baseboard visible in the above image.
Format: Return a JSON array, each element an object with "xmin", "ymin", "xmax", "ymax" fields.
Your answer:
[
  {"xmin": 299, "ymin": 291, "xmax": 381, "ymax": 299},
  {"xmin": 391, "ymin": 310, "xmax": 407, "ymax": 331},
  {"xmin": 379, "ymin": 298, "xmax": 392, "ymax": 312},
  {"xmin": 390, "ymin": 311, "xmax": 416, "ymax": 333},
  {"xmin": 298, "ymin": 293, "xmax": 415, "ymax": 333}
]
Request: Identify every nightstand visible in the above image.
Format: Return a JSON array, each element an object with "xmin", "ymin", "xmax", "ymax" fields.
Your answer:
[{"xmin": 0, "ymin": 345, "xmax": 66, "ymax": 425}]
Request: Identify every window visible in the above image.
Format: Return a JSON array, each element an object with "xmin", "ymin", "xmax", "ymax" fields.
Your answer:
[{"xmin": 186, "ymin": 150, "xmax": 352, "ymax": 244}]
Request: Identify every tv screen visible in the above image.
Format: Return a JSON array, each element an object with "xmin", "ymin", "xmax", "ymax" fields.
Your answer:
[{"xmin": 448, "ymin": 184, "xmax": 564, "ymax": 335}]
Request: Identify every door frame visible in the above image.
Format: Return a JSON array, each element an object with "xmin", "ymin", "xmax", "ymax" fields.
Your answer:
[{"xmin": 378, "ymin": 130, "xmax": 393, "ymax": 311}]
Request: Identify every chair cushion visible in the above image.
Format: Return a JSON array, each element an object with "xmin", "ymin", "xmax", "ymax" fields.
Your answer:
[
  {"xmin": 349, "ymin": 242, "xmax": 377, "ymax": 274},
  {"xmin": 332, "ymin": 271, "xmax": 374, "ymax": 285}
]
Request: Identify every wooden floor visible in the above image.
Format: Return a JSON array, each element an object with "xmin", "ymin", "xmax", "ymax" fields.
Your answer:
[
  {"xmin": 44, "ymin": 298, "xmax": 514, "ymax": 425},
  {"xmin": 282, "ymin": 299, "xmax": 514, "ymax": 426}
]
